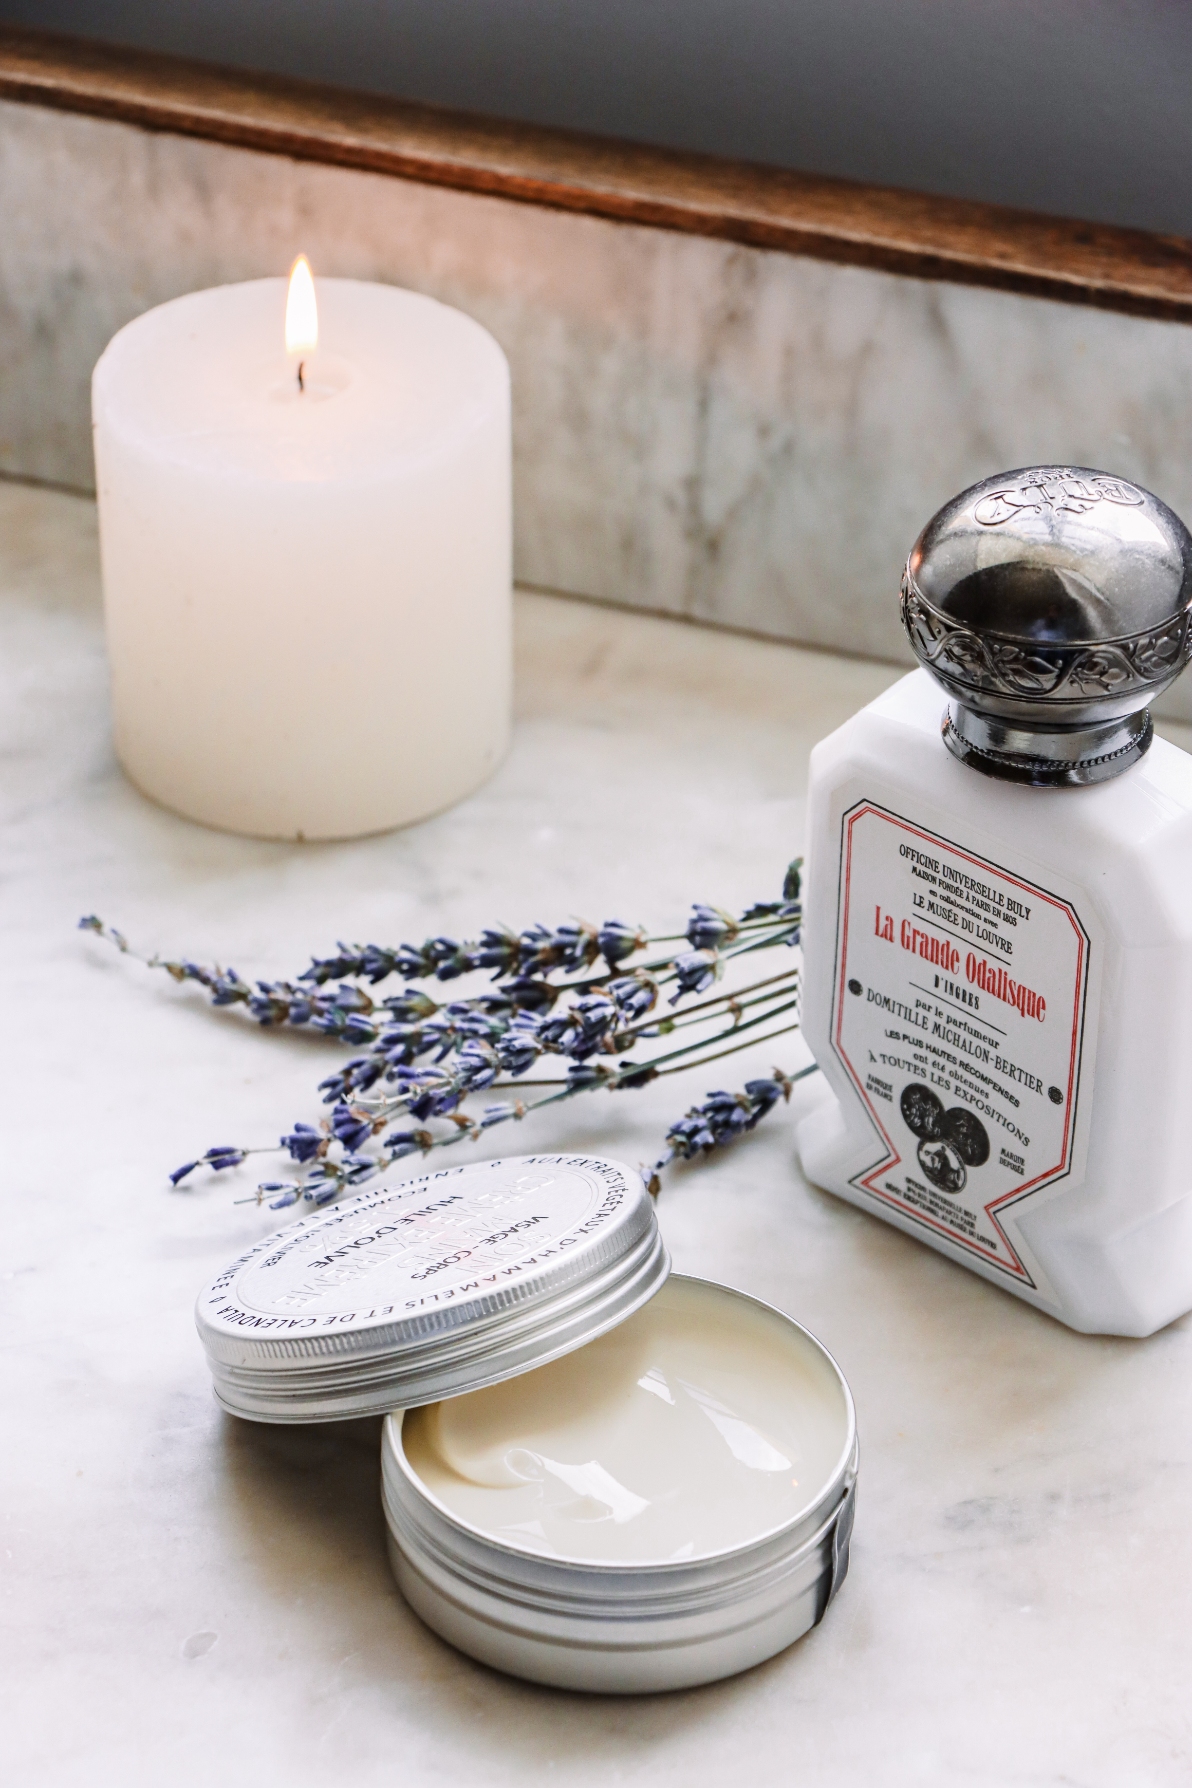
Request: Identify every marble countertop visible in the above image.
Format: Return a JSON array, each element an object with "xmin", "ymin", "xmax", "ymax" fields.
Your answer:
[{"xmin": 6, "ymin": 479, "xmax": 1192, "ymax": 1787}]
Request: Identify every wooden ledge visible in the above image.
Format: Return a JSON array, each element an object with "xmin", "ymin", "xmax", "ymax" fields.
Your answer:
[{"xmin": 3, "ymin": 24, "xmax": 1192, "ymax": 323}]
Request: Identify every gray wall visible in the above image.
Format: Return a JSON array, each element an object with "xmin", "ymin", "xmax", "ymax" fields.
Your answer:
[
  {"xmin": 8, "ymin": 93, "xmax": 1192, "ymax": 718},
  {"xmin": 4, "ymin": 1, "xmax": 1192, "ymax": 237}
]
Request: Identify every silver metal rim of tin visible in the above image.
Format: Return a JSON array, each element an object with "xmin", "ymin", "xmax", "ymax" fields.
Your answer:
[
  {"xmin": 901, "ymin": 465, "xmax": 1192, "ymax": 787},
  {"xmin": 380, "ymin": 1276, "xmax": 859, "ymax": 1695},
  {"xmin": 194, "ymin": 1154, "xmax": 669, "ymax": 1423}
]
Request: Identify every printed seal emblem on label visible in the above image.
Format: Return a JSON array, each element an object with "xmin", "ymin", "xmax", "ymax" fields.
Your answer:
[{"xmin": 831, "ymin": 801, "xmax": 1092, "ymax": 1286}]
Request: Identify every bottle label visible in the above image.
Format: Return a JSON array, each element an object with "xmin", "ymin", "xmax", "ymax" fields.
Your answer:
[{"xmin": 830, "ymin": 799, "xmax": 1093, "ymax": 1289}]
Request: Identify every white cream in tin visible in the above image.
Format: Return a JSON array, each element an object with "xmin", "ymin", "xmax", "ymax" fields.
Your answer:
[
  {"xmin": 200, "ymin": 1154, "xmax": 857, "ymax": 1690},
  {"xmin": 402, "ymin": 1275, "xmax": 849, "ymax": 1563}
]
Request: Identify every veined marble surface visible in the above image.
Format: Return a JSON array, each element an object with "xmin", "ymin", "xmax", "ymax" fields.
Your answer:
[
  {"xmin": 5, "ymin": 100, "xmax": 1192, "ymax": 722},
  {"xmin": 6, "ymin": 480, "xmax": 1192, "ymax": 1787}
]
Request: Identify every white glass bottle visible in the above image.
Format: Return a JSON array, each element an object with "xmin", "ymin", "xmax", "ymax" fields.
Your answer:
[{"xmin": 796, "ymin": 467, "xmax": 1192, "ymax": 1336}]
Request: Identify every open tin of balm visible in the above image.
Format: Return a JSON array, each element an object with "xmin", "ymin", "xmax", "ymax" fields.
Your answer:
[{"xmin": 196, "ymin": 1154, "xmax": 856, "ymax": 1692}]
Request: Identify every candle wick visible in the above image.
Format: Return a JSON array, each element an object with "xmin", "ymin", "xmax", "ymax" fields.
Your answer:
[{"xmin": 297, "ymin": 360, "xmax": 306, "ymax": 393}]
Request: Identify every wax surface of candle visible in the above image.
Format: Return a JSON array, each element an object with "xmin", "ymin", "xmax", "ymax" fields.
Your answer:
[
  {"xmin": 93, "ymin": 277, "xmax": 510, "ymax": 840},
  {"xmin": 402, "ymin": 1279, "xmax": 848, "ymax": 1563}
]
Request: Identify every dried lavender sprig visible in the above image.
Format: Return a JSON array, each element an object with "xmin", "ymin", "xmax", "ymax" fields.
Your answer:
[
  {"xmin": 77, "ymin": 915, "xmax": 377, "ymax": 1035},
  {"xmin": 166, "ymin": 972, "xmax": 802, "ymax": 1202},
  {"xmin": 309, "ymin": 918, "xmax": 800, "ymax": 1070},
  {"xmin": 83, "ymin": 862, "xmax": 810, "ymax": 1207},
  {"xmin": 239, "ymin": 1031, "xmax": 813, "ymax": 1210},
  {"xmin": 647, "ymin": 1062, "xmax": 820, "ymax": 1192},
  {"xmin": 313, "ymin": 979, "xmax": 802, "ymax": 1130},
  {"xmin": 78, "ymin": 907, "xmax": 798, "ymax": 1079},
  {"xmin": 234, "ymin": 1100, "xmax": 535, "ymax": 1209},
  {"xmin": 195, "ymin": 1020, "xmax": 806, "ymax": 1209},
  {"xmin": 332, "ymin": 998, "xmax": 798, "ymax": 1139},
  {"xmin": 78, "ymin": 892, "xmax": 799, "ymax": 1049},
  {"xmin": 110, "ymin": 983, "xmax": 806, "ymax": 1195},
  {"xmin": 354, "ymin": 964, "xmax": 801, "ymax": 1083},
  {"xmin": 205, "ymin": 1003, "xmax": 804, "ymax": 1208},
  {"xmin": 292, "ymin": 867, "xmax": 801, "ymax": 994},
  {"xmin": 292, "ymin": 863, "xmax": 804, "ymax": 992},
  {"xmin": 315, "ymin": 912, "xmax": 801, "ymax": 1006},
  {"xmin": 169, "ymin": 1145, "xmax": 249, "ymax": 1184}
]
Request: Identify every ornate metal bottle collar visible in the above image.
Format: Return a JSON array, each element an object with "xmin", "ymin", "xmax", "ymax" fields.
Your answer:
[{"xmin": 901, "ymin": 466, "xmax": 1192, "ymax": 786}]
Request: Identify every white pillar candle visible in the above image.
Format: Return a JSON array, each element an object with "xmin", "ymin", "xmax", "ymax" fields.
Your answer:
[{"xmin": 92, "ymin": 271, "xmax": 511, "ymax": 840}]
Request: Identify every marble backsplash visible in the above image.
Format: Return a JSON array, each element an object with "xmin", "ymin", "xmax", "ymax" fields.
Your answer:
[{"xmin": 4, "ymin": 97, "xmax": 1192, "ymax": 715}]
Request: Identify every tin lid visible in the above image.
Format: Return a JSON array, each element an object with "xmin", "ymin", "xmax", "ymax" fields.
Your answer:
[
  {"xmin": 195, "ymin": 1153, "xmax": 668, "ymax": 1423},
  {"xmin": 901, "ymin": 465, "xmax": 1192, "ymax": 785}
]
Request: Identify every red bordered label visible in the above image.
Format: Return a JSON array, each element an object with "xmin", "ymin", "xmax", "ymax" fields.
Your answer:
[{"xmin": 831, "ymin": 801, "xmax": 1091, "ymax": 1286}]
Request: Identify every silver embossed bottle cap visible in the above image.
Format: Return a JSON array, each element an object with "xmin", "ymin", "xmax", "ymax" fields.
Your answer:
[
  {"xmin": 901, "ymin": 465, "xmax": 1192, "ymax": 785},
  {"xmin": 195, "ymin": 1153, "xmax": 668, "ymax": 1423}
]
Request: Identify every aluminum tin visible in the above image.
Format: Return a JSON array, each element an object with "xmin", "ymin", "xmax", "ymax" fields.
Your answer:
[
  {"xmin": 900, "ymin": 465, "xmax": 1192, "ymax": 786},
  {"xmin": 195, "ymin": 1154, "xmax": 668, "ymax": 1423},
  {"xmin": 381, "ymin": 1276, "xmax": 858, "ymax": 1694}
]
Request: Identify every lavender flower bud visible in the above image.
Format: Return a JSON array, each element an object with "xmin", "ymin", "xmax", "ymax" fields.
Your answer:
[
  {"xmin": 299, "ymin": 944, "xmax": 368, "ymax": 985},
  {"xmin": 658, "ymin": 1075, "xmax": 789, "ymax": 1168},
  {"xmin": 497, "ymin": 1012, "xmax": 542, "ymax": 1076},
  {"xmin": 378, "ymin": 1021, "xmax": 426, "ymax": 1063},
  {"xmin": 446, "ymin": 1003, "xmax": 505, "ymax": 1041},
  {"xmin": 565, "ymin": 1062, "xmax": 615, "ymax": 1093},
  {"xmin": 470, "ymin": 991, "xmax": 516, "ymax": 1016},
  {"xmin": 210, "ymin": 971, "xmax": 250, "ymax": 1007},
  {"xmin": 344, "ymin": 1056, "xmax": 383, "ymax": 1093},
  {"xmin": 551, "ymin": 921, "xmax": 600, "ymax": 973},
  {"xmin": 615, "ymin": 1061, "xmax": 658, "ymax": 1089},
  {"xmin": 171, "ymin": 1144, "xmax": 248, "ymax": 1183},
  {"xmin": 170, "ymin": 959, "xmax": 205, "ymax": 985},
  {"xmin": 303, "ymin": 1171, "xmax": 340, "ymax": 1206},
  {"xmin": 685, "ymin": 904, "xmax": 739, "ymax": 951},
  {"xmin": 597, "ymin": 919, "xmax": 646, "ymax": 968},
  {"xmin": 466, "ymin": 927, "xmax": 521, "ymax": 977},
  {"xmin": 205, "ymin": 1146, "xmax": 246, "ymax": 1171},
  {"xmin": 743, "ymin": 1076, "xmax": 787, "ymax": 1117},
  {"xmin": 391, "ymin": 1066, "xmax": 462, "ymax": 1121},
  {"xmin": 670, "ymin": 950, "xmax": 721, "ymax": 1002},
  {"xmin": 516, "ymin": 921, "xmax": 598, "ymax": 975},
  {"xmin": 479, "ymin": 1100, "xmax": 526, "ymax": 1128},
  {"xmin": 330, "ymin": 1103, "xmax": 375, "ymax": 1153},
  {"xmin": 512, "ymin": 924, "xmax": 549, "ymax": 975},
  {"xmin": 538, "ymin": 993, "xmax": 617, "ymax": 1060},
  {"xmin": 248, "ymin": 983, "xmax": 286, "ymax": 1024},
  {"xmin": 394, "ymin": 943, "xmax": 438, "ymax": 980},
  {"xmin": 426, "ymin": 937, "xmax": 471, "ymax": 981},
  {"xmin": 456, "ymin": 1039, "xmax": 500, "ymax": 1091},
  {"xmin": 340, "ymin": 1154, "xmax": 379, "ymax": 1185},
  {"xmin": 359, "ymin": 944, "xmax": 402, "ymax": 983},
  {"xmin": 383, "ymin": 1129, "xmax": 427, "ymax": 1160},
  {"xmin": 740, "ymin": 860, "xmax": 803, "ymax": 922},
  {"xmin": 260, "ymin": 1181, "xmax": 300, "ymax": 1210},
  {"xmin": 281, "ymin": 1122, "xmax": 324, "ymax": 1163},
  {"xmin": 497, "ymin": 977, "xmax": 560, "ymax": 1013},
  {"xmin": 609, "ymin": 974, "xmax": 658, "ymax": 1021},
  {"xmin": 340, "ymin": 1012, "xmax": 379, "ymax": 1046},
  {"xmin": 382, "ymin": 988, "xmax": 439, "ymax": 1023}
]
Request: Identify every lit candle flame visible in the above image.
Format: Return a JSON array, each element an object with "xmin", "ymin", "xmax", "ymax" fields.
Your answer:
[{"xmin": 285, "ymin": 255, "xmax": 318, "ymax": 356}]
